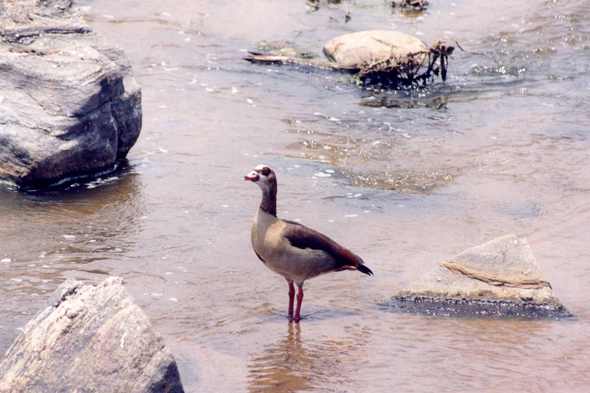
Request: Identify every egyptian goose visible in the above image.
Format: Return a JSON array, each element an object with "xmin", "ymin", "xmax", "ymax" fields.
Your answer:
[{"xmin": 244, "ymin": 164, "xmax": 373, "ymax": 322}]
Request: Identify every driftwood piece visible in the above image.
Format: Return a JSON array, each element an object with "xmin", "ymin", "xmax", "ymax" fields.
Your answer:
[
  {"xmin": 441, "ymin": 260, "xmax": 552, "ymax": 290},
  {"xmin": 243, "ymin": 53, "xmax": 358, "ymax": 72}
]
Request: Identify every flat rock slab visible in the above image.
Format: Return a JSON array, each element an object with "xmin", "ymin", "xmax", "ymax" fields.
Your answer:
[
  {"xmin": 323, "ymin": 30, "xmax": 428, "ymax": 67},
  {"xmin": 0, "ymin": 277, "xmax": 184, "ymax": 393},
  {"xmin": 0, "ymin": 0, "xmax": 141, "ymax": 188},
  {"xmin": 389, "ymin": 234, "xmax": 572, "ymax": 318}
]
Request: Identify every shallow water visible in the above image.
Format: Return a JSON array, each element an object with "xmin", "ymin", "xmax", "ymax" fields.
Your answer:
[{"xmin": 2, "ymin": 0, "xmax": 590, "ymax": 391}]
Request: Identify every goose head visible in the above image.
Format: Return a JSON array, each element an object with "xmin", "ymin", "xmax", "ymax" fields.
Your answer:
[{"xmin": 244, "ymin": 164, "xmax": 277, "ymax": 195}]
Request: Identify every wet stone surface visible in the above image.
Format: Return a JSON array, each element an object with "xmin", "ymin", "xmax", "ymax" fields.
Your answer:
[{"xmin": 383, "ymin": 296, "xmax": 574, "ymax": 320}]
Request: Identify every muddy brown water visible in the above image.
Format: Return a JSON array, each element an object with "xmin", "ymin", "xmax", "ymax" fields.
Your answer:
[{"xmin": 2, "ymin": 0, "xmax": 590, "ymax": 391}]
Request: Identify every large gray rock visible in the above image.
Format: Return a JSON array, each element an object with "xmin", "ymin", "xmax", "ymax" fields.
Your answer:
[
  {"xmin": 0, "ymin": 277, "xmax": 184, "ymax": 393},
  {"xmin": 323, "ymin": 30, "xmax": 428, "ymax": 67},
  {"xmin": 0, "ymin": 0, "xmax": 141, "ymax": 188},
  {"xmin": 393, "ymin": 235, "xmax": 570, "ymax": 317}
]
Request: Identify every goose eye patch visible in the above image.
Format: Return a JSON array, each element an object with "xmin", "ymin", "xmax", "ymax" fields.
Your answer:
[{"xmin": 261, "ymin": 167, "xmax": 271, "ymax": 176}]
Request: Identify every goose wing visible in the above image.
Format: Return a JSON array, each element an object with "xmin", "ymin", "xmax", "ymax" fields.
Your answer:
[{"xmin": 282, "ymin": 220, "xmax": 373, "ymax": 275}]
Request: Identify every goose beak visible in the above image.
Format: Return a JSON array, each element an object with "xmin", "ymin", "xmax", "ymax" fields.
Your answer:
[{"xmin": 244, "ymin": 171, "xmax": 259, "ymax": 182}]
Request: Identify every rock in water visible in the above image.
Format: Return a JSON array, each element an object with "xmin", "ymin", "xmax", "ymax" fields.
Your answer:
[
  {"xmin": 392, "ymin": 235, "xmax": 571, "ymax": 318},
  {"xmin": 0, "ymin": 0, "xmax": 142, "ymax": 188},
  {"xmin": 0, "ymin": 277, "xmax": 184, "ymax": 393},
  {"xmin": 323, "ymin": 30, "xmax": 428, "ymax": 67},
  {"xmin": 245, "ymin": 30, "xmax": 453, "ymax": 87}
]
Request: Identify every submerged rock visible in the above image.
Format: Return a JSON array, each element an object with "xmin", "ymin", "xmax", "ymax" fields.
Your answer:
[
  {"xmin": 391, "ymin": 235, "xmax": 571, "ymax": 318},
  {"xmin": 0, "ymin": 277, "xmax": 184, "ymax": 393},
  {"xmin": 255, "ymin": 40, "xmax": 317, "ymax": 59},
  {"xmin": 0, "ymin": 0, "xmax": 141, "ymax": 188},
  {"xmin": 391, "ymin": 0, "xmax": 430, "ymax": 11}
]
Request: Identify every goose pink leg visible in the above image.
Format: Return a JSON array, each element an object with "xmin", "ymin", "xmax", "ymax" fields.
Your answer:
[
  {"xmin": 293, "ymin": 286, "xmax": 304, "ymax": 323},
  {"xmin": 288, "ymin": 282, "xmax": 295, "ymax": 316}
]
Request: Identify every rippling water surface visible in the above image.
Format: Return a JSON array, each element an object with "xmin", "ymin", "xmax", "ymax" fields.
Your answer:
[{"xmin": 2, "ymin": 0, "xmax": 590, "ymax": 391}]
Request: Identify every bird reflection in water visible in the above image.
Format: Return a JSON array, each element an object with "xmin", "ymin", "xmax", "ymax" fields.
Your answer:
[
  {"xmin": 247, "ymin": 322, "xmax": 367, "ymax": 392},
  {"xmin": 248, "ymin": 323, "xmax": 311, "ymax": 392}
]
